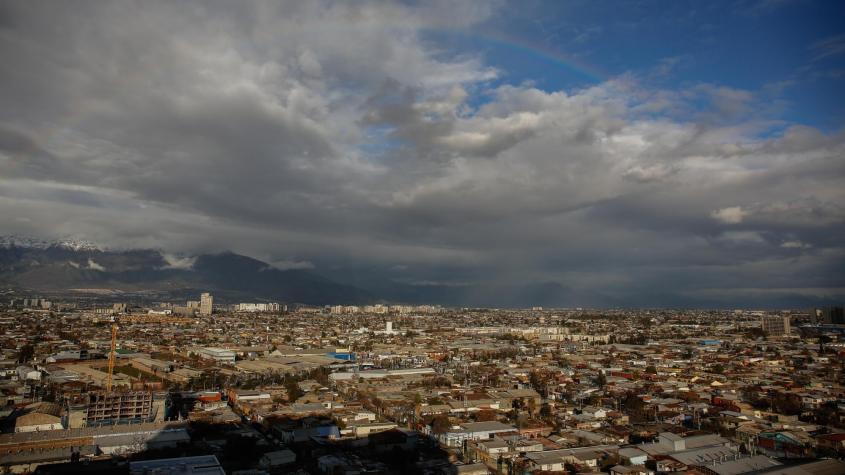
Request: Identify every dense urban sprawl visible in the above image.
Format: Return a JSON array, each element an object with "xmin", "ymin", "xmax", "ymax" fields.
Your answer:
[{"xmin": 1, "ymin": 295, "xmax": 844, "ymax": 475}]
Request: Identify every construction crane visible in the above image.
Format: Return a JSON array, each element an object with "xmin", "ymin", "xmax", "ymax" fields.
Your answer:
[{"xmin": 105, "ymin": 323, "xmax": 118, "ymax": 392}]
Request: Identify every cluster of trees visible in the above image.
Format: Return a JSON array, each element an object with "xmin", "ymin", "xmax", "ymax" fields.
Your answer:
[
  {"xmin": 807, "ymin": 402, "xmax": 845, "ymax": 428},
  {"xmin": 596, "ymin": 371, "xmax": 607, "ymax": 387},
  {"xmin": 493, "ymin": 333, "xmax": 528, "ymax": 342},
  {"xmin": 621, "ymin": 391, "xmax": 650, "ymax": 422},
  {"xmin": 743, "ymin": 388, "xmax": 803, "ymax": 416},
  {"xmin": 411, "ymin": 375, "xmax": 451, "ymax": 389},
  {"xmin": 180, "ymin": 366, "xmax": 331, "ymax": 399},
  {"xmin": 617, "ymin": 334, "xmax": 649, "ymax": 345},
  {"xmin": 770, "ymin": 393, "xmax": 804, "ymax": 416},
  {"xmin": 284, "ymin": 377, "xmax": 304, "ymax": 402},
  {"xmin": 428, "ymin": 414, "xmax": 451, "ymax": 433},
  {"xmin": 528, "ymin": 369, "xmax": 557, "ymax": 396},
  {"xmin": 17, "ymin": 343, "xmax": 35, "ymax": 363}
]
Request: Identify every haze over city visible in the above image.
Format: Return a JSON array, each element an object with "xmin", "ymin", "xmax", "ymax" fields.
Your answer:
[{"xmin": 1, "ymin": 1, "xmax": 843, "ymax": 307}]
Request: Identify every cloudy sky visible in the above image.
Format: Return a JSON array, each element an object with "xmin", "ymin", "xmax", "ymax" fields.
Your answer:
[{"xmin": 1, "ymin": 0, "xmax": 843, "ymax": 307}]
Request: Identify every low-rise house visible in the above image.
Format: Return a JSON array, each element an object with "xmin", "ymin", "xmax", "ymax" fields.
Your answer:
[
  {"xmin": 757, "ymin": 430, "xmax": 815, "ymax": 458},
  {"xmin": 347, "ymin": 420, "xmax": 397, "ymax": 437},
  {"xmin": 14, "ymin": 412, "xmax": 63, "ymax": 433},
  {"xmin": 618, "ymin": 447, "xmax": 648, "ymax": 466},
  {"xmin": 525, "ymin": 446, "xmax": 618, "ymax": 472},
  {"xmin": 815, "ymin": 432, "xmax": 845, "ymax": 455},
  {"xmin": 259, "ymin": 449, "xmax": 297, "ymax": 469},
  {"xmin": 227, "ymin": 389, "xmax": 271, "ymax": 405},
  {"xmin": 476, "ymin": 438, "xmax": 509, "ymax": 457},
  {"xmin": 609, "ymin": 465, "xmax": 654, "ymax": 475},
  {"xmin": 433, "ymin": 421, "xmax": 516, "ymax": 447},
  {"xmin": 368, "ymin": 428, "xmax": 418, "ymax": 453}
]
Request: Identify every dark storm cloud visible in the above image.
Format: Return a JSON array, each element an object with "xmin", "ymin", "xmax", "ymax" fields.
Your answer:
[{"xmin": 0, "ymin": 1, "xmax": 842, "ymax": 307}]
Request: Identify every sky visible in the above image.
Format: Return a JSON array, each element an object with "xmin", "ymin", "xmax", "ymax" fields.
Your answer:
[{"xmin": 0, "ymin": 0, "xmax": 843, "ymax": 308}]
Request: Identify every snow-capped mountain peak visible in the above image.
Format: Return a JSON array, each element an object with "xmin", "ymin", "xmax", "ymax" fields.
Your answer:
[{"xmin": 0, "ymin": 235, "xmax": 104, "ymax": 251}]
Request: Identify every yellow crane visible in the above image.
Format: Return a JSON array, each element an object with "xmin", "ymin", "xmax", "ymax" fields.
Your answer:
[{"xmin": 105, "ymin": 323, "xmax": 118, "ymax": 392}]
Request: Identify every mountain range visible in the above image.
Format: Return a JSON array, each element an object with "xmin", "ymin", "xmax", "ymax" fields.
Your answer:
[
  {"xmin": 0, "ymin": 237, "xmax": 371, "ymax": 305},
  {"xmin": 2, "ymin": 237, "xmax": 833, "ymax": 309},
  {"xmin": 0, "ymin": 236, "xmax": 588, "ymax": 307}
]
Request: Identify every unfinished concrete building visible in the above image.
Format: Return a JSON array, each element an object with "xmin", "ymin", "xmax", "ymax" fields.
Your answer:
[{"xmin": 67, "ymin": 391, "xmax": 166, "ymax": 428}]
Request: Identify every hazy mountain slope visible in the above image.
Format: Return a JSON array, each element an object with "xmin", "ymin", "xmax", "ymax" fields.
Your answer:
[{"xmin": 0, "ymin": 240, "xmax": 370, "ymax": 305}]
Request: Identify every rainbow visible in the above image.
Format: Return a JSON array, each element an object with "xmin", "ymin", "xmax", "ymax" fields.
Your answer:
[{"xmin": 431, "ymin": 28, "xmax": 610, "ymax": 84}]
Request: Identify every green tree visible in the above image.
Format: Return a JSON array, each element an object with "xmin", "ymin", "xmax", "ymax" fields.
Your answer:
[
  {"xmin": 475, "ymin": 409, "xmax": 498, "ymax": 422},
  {"xmin": 431, "ymin": 415, "xmax": 451, "ymax": 434},
  {"xmin": 17, "ymin": 344, "xmax": 35, "ymax": 363},
  {"xmin": 529, "ymin": 370, "xmax": 546, "ymax": 394},
  {"xmin": 596, "ymin": 372, "xmax": 607, "ymax": 388},
  {"xmin": 772, "ymin": 393, "xmax": 802, "ymax": 415},
  {"xmin": 539, "ymin": 403, "xmax": 552, "ymax": 421},
  {"xmin": 818, "ymin": 335, "xmax": 832, "ymax": 353},
  {"xmin": 285, "ymin": 380, "xmax": 304, "ymax": 402}
]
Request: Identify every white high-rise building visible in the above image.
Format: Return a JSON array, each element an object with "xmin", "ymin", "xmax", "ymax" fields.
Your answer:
[
  {"xmin": 235, "ymin": 302, "xmax": 281, "ymax": 312},
  {"xmin": 761, "ymin": 315, "xmax": 791, "ymax": 337},
  {"xmin": 199, "ymin": 293, "xmax": 213, "ymax": 316}
]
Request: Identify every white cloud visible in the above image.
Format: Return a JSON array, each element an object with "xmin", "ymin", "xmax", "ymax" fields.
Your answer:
[
  {"xmin": 86, "ymin": 258, "xmax": 106, "ymax": 271},
  {"xmin": 811, "ymin": 33, "xmax": 845, "ymax": 62},
  {"xmin": 270, "ymin": 260, "xmax": 315, "ymax": 271},
  {"xmin": 781, "ymin": 240, "xmax": 812, "ymax": 249},
  {"xmin": 161, "ymin": 253, "xmax": 197, "ymax": 270},
  {"xmin": 622, "ymin": 163, "xmax": 676, "ymax": 183},
  {"xmin": 718, "ymin": 231, "xmax": 765, "ymax": 244},
  {"xmin": 711, "ymin": 206, "xmax": 748, "ymax": 224}
]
